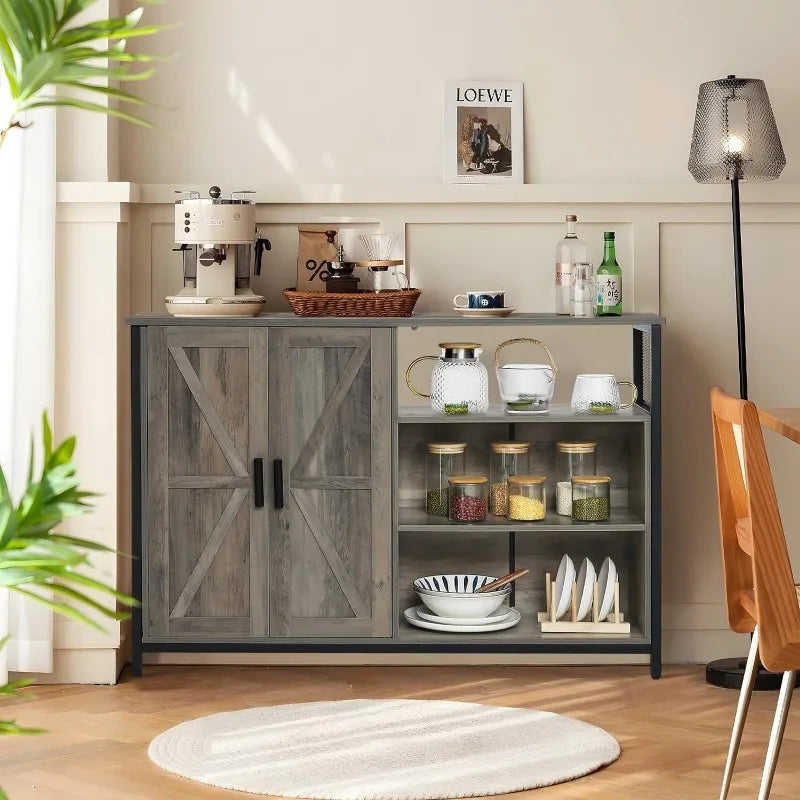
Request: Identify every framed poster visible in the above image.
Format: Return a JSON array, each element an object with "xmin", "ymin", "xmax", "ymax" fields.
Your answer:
[{"xmin": 444, "ymin": 80, "xmax": 523, "ymax": 183}]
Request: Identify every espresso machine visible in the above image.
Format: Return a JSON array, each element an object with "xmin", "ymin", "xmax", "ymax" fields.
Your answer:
[{"xmin": 165, "ymin": 185, "xmax": 270, "ymax": 317}]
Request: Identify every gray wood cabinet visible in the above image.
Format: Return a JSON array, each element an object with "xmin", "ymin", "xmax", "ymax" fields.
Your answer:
[
  {"xmin": 141, "ymin": 325, "xmax": 392, "ymax": 645},
  {"xmin": 268, "ymin": 329, "xmax": 392, "ymax": 637},
  {"xmin": 144, "ymin": 327, "xmax": 269, "ymax": 640},
  {"xmin": 130, "ymin": 313, "xmax": 662, "ymax": 679}
]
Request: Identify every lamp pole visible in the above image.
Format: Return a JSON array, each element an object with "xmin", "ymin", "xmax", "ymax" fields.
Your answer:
[{"xmin": 730, "ymin": 174, "xmax": 747, "ymax": 400}]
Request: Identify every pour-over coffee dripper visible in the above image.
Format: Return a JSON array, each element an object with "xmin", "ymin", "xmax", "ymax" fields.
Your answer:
[{"xmin": 356, "ymin": 233, "xmax": 409, "ymax": 293}]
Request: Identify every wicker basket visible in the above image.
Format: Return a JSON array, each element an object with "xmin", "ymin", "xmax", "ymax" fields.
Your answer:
[{"xmin": 283, "ymin": 288, "xmax": 421, "ymax": 317}]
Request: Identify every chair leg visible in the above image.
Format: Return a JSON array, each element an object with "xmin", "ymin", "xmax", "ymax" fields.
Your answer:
[
  {"xmin": 719, "ymin": 628, "xmax": 760, "ymax": 800},
  {"xmin": 758, "ymin": 669, "xmax": 797, "ymax": 800}
]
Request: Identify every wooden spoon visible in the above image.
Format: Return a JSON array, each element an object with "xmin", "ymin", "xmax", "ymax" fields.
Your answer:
[{"xmin": 477, "ymin": 568, "xmax": 530, "ymax": 593}]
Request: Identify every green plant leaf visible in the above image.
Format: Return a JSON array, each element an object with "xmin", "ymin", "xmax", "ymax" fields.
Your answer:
[
  {"xmin": 0, "ymin": 719, "xmax": 45, "ymax": 735},
  {"xmin": 11, "ymin": 587, "xmax": 106, "ymax": 630},
  {"xmin": 21, "ymin": 96, "xmax": 154, "ymax": 126}
]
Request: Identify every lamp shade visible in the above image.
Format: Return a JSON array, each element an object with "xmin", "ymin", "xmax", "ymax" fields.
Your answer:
[{"xmin": 688, "ymin": 76, "xmax": 785, "ymax": 183}]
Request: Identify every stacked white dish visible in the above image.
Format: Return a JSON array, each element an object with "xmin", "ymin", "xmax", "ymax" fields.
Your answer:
[
  {"xmin": 552, "ymin": 555, "xmax": 618, "ymax": 622},
  {"xmin": 405, "ymin": 574, "xmax": 521, "ymax": 633}
]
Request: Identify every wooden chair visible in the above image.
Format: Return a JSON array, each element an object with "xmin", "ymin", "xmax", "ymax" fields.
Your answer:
[{"xmin": 711, "ymin": 386, "xmax": 800, "ymax": 800}]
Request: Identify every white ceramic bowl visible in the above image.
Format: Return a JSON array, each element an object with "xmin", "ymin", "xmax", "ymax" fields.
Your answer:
[
  {"xmin": 415, "ymin": 589, "xmax": 510, "ymax": 619},
  {"xmin": 413, "ymin": 574, "xmax": 511, "ymax": 619}
]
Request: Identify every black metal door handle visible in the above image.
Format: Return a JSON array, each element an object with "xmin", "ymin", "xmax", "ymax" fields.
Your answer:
[
  {"xmin": 273, "ymin": 459, "xmax": 284, "ymax": 509},
  {"xmin": 253, "ymin": 458, "xmax": 264, "ymax": 508}
]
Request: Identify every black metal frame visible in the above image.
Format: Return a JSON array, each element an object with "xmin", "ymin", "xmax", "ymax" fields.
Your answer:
[{"xmin": 128, "ymin": 321, "xmax": 662, "ymax": 678}]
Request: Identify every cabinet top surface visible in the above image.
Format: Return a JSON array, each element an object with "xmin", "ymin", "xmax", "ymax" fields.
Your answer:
[{"xmin": 127, "ymin": 312, "xmax": 664, "ymax": 328}]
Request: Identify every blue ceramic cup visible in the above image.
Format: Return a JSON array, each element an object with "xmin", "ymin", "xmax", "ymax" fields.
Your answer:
[{"xmin": 453, "ymin": 291, "xmax": 506, "ymax": 310}]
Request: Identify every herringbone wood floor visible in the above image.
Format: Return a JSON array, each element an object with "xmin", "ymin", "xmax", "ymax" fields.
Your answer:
[{"xmin": 1, "ymin": 665, "xmax": 799, "ymax": 799}]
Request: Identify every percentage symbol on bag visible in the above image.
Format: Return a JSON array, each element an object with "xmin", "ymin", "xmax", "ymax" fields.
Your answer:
[{"xmin": 306, "ymin": 258, "xmax": 330, "ymax": 281}]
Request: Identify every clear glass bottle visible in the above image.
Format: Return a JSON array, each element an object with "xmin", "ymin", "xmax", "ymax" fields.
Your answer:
[
  {"xmin": 489, "ymin": 441, "xmax": 530, "ymax": 516},
  {"xmin": 555, "ymin": 442, "xmax": 597, "ymax": 516},
  {"xmin": 507, "ymin": 476, "xmax": 547, "ymax": 521},
  {"xmin": 596, "ymin": 232, "xmax": 622, "ymax": 316},
  {"xmin": 570, "ymin": 262, "xmax": 596, "ymax": 318},
  {"xmin": 425, "ymin": 442, "xmax": 466, "ymax": 517},
  {"xmin": 571, "ymin": 475, "xmax": 611, "ymax": 521},
  {"xmin": 555, "ymin": 214, "xmax": 588, "ymax": 315},
  {"xmin": 405, "ymin": 343, "xmax": 489, "ymax": 415},
  {"xmin": 448, "ymin": 475, "xmax": 488, "ymax": 521}
]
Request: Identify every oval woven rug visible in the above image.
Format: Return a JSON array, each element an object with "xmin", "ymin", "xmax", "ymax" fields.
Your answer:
[{"xmin": 148, "ymin": 698, "xmax": 620, "ymax": 799}]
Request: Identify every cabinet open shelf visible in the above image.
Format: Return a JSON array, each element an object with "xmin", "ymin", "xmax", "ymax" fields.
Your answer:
[
  {"xmin": 397, "ymin": 507, "xmax": 645, "ymax": 532},
  {"xmin": 398, "ymin": 404, "xmax": 651, "ymax": 424},
  {"xmin": 397, "ymin": 614, "xmax": 648, "ymax": 647}
]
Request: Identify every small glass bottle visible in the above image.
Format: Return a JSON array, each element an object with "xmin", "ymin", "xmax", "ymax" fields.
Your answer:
[
  {"xmin": 425, "ymin": 442, "xmax": 466, "ymax": 517},
  {"xmin": 570, "ymin": 262, "xmax": 596, "ymax": 318},
  {"xmin": 555, "ymin": 214, "xmax": 587, "ymax": 315},
  {"xmin": 448, "ymin": 475, "xmax": 488, "ymax": 522},
  {"xmin": 596, "ymin": 232, "xmax": 622, "ymax": 316},
  {"xmin": 507, "ymin": 476, "xmax": 547, "ymax": 521},
  {"xmin": 555, "ymin": 441, "xmax": 597, "ymax": 516},
  {"xmin": 489, "ymin": 441, "xmax": 530, "ymax": 516},
  {"xmin": 571, "ymin": 476, "xmax": 611, "ymax": 521}
]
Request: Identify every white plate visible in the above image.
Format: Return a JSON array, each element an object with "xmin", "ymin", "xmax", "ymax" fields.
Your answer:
[
  {"xmin": 404, "ymin": 606, "xmax": 521, "ymax": 633},
  {"xmin": 596, "ymin": 557, "xmax": 618, "ymax": 622},
  {"xmin": 554, "ymin": 554, "xmax": 576, "ymax": 620},
  {"xmin": 415, "ymin": 605, "xmax": 514, "ymax": 626},
  {"xmin": 576, "ymin": 557, "xmax": 596, "ymax": 622},
  {"xmin": 453, "ymin": 307, "xmax": 516, "ymax": 318}
]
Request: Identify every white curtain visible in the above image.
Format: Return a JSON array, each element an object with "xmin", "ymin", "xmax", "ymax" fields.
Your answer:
[{"xmin": 0, "ymin": 107, "xmax": 57, "ymax": 684}]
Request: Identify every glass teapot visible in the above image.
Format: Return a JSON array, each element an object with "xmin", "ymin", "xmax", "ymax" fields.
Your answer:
[{"xmin": 405, "ymin": 342, "xmax": 489, "ymax": 415}]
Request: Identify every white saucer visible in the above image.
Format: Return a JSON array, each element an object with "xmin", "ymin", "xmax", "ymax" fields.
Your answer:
[
  {"xmin": 416, "ymin": 605, "xmax": 514, "ymax": 626},
  {"xmin": 404, "ymin": 606, "xmax": 521, "ymax": 633},
  {"xmin": 453, "ymin": 307, "xmax": 515, "ymax": 318}
]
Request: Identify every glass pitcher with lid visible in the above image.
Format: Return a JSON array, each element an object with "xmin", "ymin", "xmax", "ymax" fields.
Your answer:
[{"xmin": 405, "ymin": 342, "xmax": 489, "ymax": 415}]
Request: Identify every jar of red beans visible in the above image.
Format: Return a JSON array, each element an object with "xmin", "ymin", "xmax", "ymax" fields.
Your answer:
[{"xmin": 448, "ymin": 475, "xmax": 488, "ymax": 522}]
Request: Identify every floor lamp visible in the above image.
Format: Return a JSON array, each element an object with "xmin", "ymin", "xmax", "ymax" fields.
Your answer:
[{"xmin": 688, "ymin": 75, "xmax": 786, "ymax": 690}]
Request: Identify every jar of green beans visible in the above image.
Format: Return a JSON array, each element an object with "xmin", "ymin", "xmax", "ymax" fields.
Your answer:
[
  {"xmin": 571, "ymin": 475, "xmax": 611, "ymax": 521},
  {"xmin": 425, "ymin": 442, "xmax": 466, "ymax": 517}
]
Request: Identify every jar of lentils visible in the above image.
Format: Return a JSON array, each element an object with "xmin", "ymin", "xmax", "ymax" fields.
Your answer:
[
  {"xmin": 489, "ymin": 441, "xmax": 530, "ymax": 516},
  {"xmin": 571, "ymin": 475, "xmax": 611, "ymax": 521},
  {"xmin": 425, "ymin": 442, "xmax": 466, "ymax": 517},
  {"xmin": 555, "ymin": 441, "xmax": 597, "ymax": 516},
  {"xmin": 507, "ymin": 476, "xmax": 547, "ymax": 521},
  {"xmin": 448, "ymin": 475, "xmax": 488, "ymax": 521}
]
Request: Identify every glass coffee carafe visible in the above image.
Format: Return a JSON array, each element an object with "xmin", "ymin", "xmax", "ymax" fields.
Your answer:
[{"xmin": 368, "ymin": 264, "xmax": 410, "ymax": 292}]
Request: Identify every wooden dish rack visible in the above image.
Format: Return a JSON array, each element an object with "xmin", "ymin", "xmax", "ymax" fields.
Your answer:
[{"xmin": 538, "ymin": 571, "xmax": 630, "ymax": 634}]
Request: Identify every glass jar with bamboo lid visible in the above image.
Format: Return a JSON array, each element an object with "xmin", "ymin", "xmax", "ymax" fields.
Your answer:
[
  {"xmin": 555, "ymin": 441, "xmax": 597, "ymax": 516},
  {"xmin": 507, "ymin": 475, "xmax": 547, "ymax": 521},
  {"xmin": 425, "ymin": 442, "xmax": 466, "ymax": 517},
  {"xmin": 571, "ymin": 475, "xmax": 611, "ymax": 521},
  {"xmin": 448, "ymin": 475, "xmax": 488, "ymax": 521},
  {"xmin": 489, "ymin": 441, "xmax": 530, "ymax": 516}
]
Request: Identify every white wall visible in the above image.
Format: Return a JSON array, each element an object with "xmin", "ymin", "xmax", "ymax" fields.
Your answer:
[
  {"xmin": 50, "ymin": 0, "xmax": 800, "ymax": 677},
  {"xmin": 119, "ymin": 0, "xmax": 800, "ymax": 186}
]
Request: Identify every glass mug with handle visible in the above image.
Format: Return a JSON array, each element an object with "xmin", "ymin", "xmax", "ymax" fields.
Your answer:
[{"xmin": 570, "ymin": 374, "xmax": 638, "ymax": 414}]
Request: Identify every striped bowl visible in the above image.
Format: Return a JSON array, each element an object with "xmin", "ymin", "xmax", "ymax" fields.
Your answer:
[{"xmin": 413, "ymin": 574, "xmax": 508, "ymax": 595}]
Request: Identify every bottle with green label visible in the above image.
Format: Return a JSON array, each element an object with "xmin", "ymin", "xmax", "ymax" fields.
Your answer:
[{"xmin": 596, "ymin": 231, "xmax": 622, "ymax": 316}]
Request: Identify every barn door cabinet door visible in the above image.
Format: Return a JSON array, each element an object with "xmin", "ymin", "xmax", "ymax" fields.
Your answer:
[
  {"xmin": 145, "ymin": 327, "xmax": 269, "ymax": 641},
  {"xmin": 268, "ymin": 328, "xmax": 392, "ymax": 638}
]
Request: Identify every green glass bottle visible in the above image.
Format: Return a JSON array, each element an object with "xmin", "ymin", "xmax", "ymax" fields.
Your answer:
[{"xmin": 596, "ymin": 231, "xmax": 622, "ymax": 316}]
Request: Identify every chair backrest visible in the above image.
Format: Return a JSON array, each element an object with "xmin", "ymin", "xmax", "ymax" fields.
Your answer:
[{"xmin": 710, "ymin": 387, "xmax": 800, "ymax": 672}]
